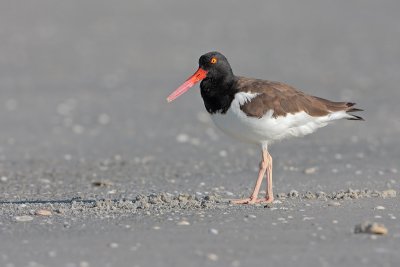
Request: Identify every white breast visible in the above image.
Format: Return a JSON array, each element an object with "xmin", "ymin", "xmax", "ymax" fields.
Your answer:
[{"xmin": 211, "ymin": 92, "xmax": 350, "ymax": 146}]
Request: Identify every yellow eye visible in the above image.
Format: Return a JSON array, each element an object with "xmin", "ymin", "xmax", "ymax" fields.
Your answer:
[{"xmin": 210, "ymin": 57, "xmax": 217, "ymax": 64}]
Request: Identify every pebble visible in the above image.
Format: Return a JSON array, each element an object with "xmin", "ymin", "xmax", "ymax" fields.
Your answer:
[
  {"xmin": 15, "ymin": 215, "xmax": 34, "ymax": 222},
  {"xmin": 304, "ymin": 167, "xmax": 317, "ymax": 174},
  {"xmin": 303, "ymin": 191, "xmax": 316, "ymax": 200},
  {"xmin": 92, "ymin": 181, "xmax": 113, "ymax": 187},
  {"xmin": 328, "ymin": 201, "xmax": 341, "ymax": 207},
  {"xmin": 0, "ymin": 176, "xmax": 8, "ymax": 182},
  {"xmin": 209, "ymin": 228, "xmax": 219, "ymax": 235},
  {"xmin": 73, "ymin": 124, "xmax": 84, "ymax": 134},
  {"xmin": 35, "ymin": 209, "xmax": 52, "ymax": 216},
  {"xmin": 177, "ymin": 220, "xmax": 190, "ymax": 226},
  {"xmin": 219, "ymin": 150, "xmax": 227, "ymax": 157},
  {"xmin": 289, "ymin": 190, "xmax": 299, "ymax": 198},
  {"xmin": 381, "ymin": 189, "xmax": 396, "ymax": 198},
  {"xmin": 176, "ymin": 134, "xmax": 189, "ymax": 143},
  {"xmin": 207, "ymin": 253, "xmax": 219, "ymax": 261},
  {"xmin": 276, "ymin": 193, "xmax": 287, "ymax": 199},
  {"xmin": 108, "ymin": 242, "xmax": 119, "ymax": 248},
  {"xmin": 354, "ymin": 222, "xmax": 388, "ymax": 235},
  {"xmin": 374, "ymin": 206, "xmax": 385, "ymax": 210}
]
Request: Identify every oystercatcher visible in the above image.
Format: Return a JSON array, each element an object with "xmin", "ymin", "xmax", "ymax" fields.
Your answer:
[{"xmin": 167, "ymin": 51, "xmax": 363, "ymax": 204}]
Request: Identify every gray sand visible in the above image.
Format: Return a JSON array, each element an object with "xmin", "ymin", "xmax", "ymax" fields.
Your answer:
[{"xmin": 1, "ymin": 1, "xmax": 400, "ymax": 266}]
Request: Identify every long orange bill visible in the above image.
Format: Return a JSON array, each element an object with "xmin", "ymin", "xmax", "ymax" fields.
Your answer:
[{"xmin": 167, "ymin": 68, "xmax": 208, "ymax": 102}]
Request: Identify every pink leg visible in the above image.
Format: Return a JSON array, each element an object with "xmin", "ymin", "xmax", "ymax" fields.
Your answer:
[
  {"xmin": 231, "ymin": 148, "xmax": 269, "ymax": 204},
  {"xmin": 261, "ymin": 151, "xmax": 274, "ymax": 203}
]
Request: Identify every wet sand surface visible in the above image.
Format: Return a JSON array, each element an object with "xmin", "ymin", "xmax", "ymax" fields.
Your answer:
[{"xmin": 0, "ymin": 1, "xmax": 399, "ymax": 266}]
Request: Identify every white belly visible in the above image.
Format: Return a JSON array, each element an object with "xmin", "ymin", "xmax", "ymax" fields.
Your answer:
[{"xmin": 210, "ymin": 92, "xmax": 349, "ymax": 146}]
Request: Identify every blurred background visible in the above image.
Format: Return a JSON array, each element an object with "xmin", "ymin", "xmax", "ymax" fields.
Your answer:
[{"xmin": 0, "ymin": 0, "xmax": 399, "ymax": 199}]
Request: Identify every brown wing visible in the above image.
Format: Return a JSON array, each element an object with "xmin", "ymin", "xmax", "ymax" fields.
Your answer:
[{"xmin": 237, "ymin": 77, "xmax": 359, "ymax": 118}]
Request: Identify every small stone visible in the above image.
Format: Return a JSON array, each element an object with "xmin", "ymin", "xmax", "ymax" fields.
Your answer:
[
  {"xmin": 354, "ymin": 222, "xmax": 388, "ymax": 235},
  {"xmin": 209, "ymin": 228, "xmax": 219, "ymax": 235},
  {"xmin": 381, "ymin": 189, "xmax": 396, "ymax": 198},
  {"xmin": 73, "ymin": 124, "xmax": 84, "ymax": 134},
  {"xmin": 316, "ymin": 192, "xmax": 328, "ymax": 201},
  {"xmin": 328, "ymin": 201, "xmax": 341, "ymax": 207},
  {"xmin": 35, "ymin": 209, "xmax": 52, "ymax": 216},
  {"xmin": 207, "ymin": 253, "xmax": 219, "ymax": 261},
  {"xmin": 0, "ymin": 176, "xmax": 8, "ymax": 182},
  {"xmin": 177, "ymin": 220, "xmax": 190, "ymax": 226},
  {"xmin": 276, "ymin": 193, "xmax": 287, "ymax": 199},
  {"xmin": 153, "ymin": 226, "xmax": 161, "ymax": 230},
  {"xmin": 54, "ymin": 208, "xmax": 65, "ymax": 214},
  {"xmin": 219, "ymin": 150, "xmax": 227, "ymax": 157},
  {"xmin": 304, "ymin": 191, "xmax": 316, "ymax": 200},
  {"xmin": 92, "ymin": 180, "xmax": 113, "ymax": 187},
  {"xmin": 15, "ymin": 215, "xmax": 33, "ymax": 222},
  {"xmin": 108, "ymin": 242, "xmax": 119, "ymax": 248},
  {"xmin": 289, "ymin": 190, "xmax": 299, "ymax": 198},
  {"xmin": 304, "ymin": 167, "xmax": 317, "ymax": 174},
  {"xmin": 176, "ymin": 133, "xmax": 189, "ymax": 143},
  {"xmin": 375, "ymin": 206, "xmax": 385, "ymax": 210}
]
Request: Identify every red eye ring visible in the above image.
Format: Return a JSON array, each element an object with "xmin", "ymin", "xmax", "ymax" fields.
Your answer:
[{"xmin": 210, "ymin": 57, "xmax": 217, "ymax": 64}]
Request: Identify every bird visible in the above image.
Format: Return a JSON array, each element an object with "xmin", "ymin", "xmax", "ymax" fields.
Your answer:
[{"xmin": 166, "ymin": 51, "xmax": 363, "ymax": 204}]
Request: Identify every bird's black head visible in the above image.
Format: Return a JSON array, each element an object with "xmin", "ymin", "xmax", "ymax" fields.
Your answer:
[
  {"xmin": 166, "ymin": 51, "xmax": 235, "ymax": 103},
  {"xmin": 198, "ymin": 51, "xmax": 234, "ymax": 81}
]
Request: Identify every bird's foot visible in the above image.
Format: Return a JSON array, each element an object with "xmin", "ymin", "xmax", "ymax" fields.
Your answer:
[{"xmin": 256, "ymin": 196, "xmax": 274, "ymax": 204}]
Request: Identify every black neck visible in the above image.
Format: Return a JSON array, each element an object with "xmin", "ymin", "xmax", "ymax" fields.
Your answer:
[{"xmin": 200, "ymin": 74, "xmax": 237, "ymax": 114}]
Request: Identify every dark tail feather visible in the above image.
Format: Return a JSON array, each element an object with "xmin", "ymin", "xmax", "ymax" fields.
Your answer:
[
  {"xmin": 347, "ymin": 114, "xmax": 364, "ymax": 121},
  {"xmin": 345, "ymin": 102, "xmax": 364, "ymax": 121},
  {"xmin": 347, "ymin": 108, "xmax": 364, "ymax": 113}
]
